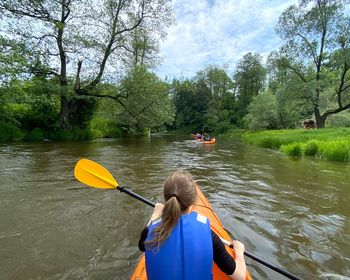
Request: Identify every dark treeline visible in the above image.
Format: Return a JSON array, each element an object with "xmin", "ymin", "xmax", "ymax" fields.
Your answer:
[{"xmin": 0, "ymin": 0, "xmax": 349, "ymax": 141}]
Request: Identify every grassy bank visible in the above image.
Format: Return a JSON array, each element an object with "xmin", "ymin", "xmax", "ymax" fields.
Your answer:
[{"xmin": 241, "ymin": 128, "xmax": 350, "ymax": 162}]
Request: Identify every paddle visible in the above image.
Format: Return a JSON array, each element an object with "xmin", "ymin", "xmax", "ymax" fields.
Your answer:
[
  {"xmin": 74, "ymin": 158, "xmax": 154, "ymax": 207},
  {"xmin": 74, "ymin": 159, "xmax": 303, "ymax": 280}
]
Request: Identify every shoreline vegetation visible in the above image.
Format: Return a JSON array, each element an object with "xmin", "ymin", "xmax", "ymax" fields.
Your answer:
[
  {"xmin": 2, "ymin": 122, "xmax": 350, "ymax": 162},
  {"xmin": 227, "ymin": 128, "xmax": 350, "ymax": 162}
]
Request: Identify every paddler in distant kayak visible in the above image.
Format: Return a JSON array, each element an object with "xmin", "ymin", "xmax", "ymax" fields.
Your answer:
[
  {"xmin": 138, "ymin": 170, "xmax": 247, "ymax": 280},
  {"xmin": 196, "ymin": 133, "xmax": 202, "ymax": 139}
]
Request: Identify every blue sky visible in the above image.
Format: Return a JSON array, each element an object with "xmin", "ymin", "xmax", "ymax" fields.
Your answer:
[{"xmin": 156, "ymin": 0, "xmax": 298, "ymax": 80}]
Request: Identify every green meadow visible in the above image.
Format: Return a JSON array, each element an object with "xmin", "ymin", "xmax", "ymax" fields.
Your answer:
[{"xmin": 241, "ymin": 128, "xmax": 350, "ymax": 162}]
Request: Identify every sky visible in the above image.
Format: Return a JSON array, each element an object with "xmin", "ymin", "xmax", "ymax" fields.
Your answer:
[{"xmin": 156, "ymin": 0, "xmax": 298, "ymax": 80}]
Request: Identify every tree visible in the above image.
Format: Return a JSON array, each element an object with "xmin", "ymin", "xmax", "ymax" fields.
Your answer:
[
  {"xmin": 245, "ymin": 90, "xmax": 279, "ymax": 130},
  {"xmin": 113, "ymin": 65, "xmax": 175, "ymax": 134},
  {"xmin": 274, "ymin": 0, "xmax": 350, "ymax": 128},
  {"xmin": 233, "ymin": 52, "xmax": 266, "ymax": 106},
  {"xmin": 0, "ymin": 0, "xmax": 176, "ymax": 130},
  {"xmin": 267, "ymin": 51, "xmax": 316, "ymax": 128},
  {"xmin": 193, "ymin": 64, "xmax": 235, "ymax": 132},
  {"xmin": 170, "ymin": 78, "xmax": 198, "ymax": 129}
]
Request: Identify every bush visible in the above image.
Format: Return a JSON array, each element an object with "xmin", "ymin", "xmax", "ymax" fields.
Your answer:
[
  {"xmin": 24, "ymin": 128, "xmax": 44, "ymax": 141},
  {"xmin": 109, "ymin": 126, "xmax": 123, "ymax": 138},
  {"xmin": 91, "ymin": 118, "xmax": 123, "ymax": 138},
  {"xmin": 48, "ymin": 129, "xmax": 75, "ymax": 141},
  {"xmin": 280, "ymin": 143, "xmax": 302, "ymax": 156},
  {"xmin": 303, "ymin": 140, "xmax": 318, "ymax": 156},
  {"xmin": 317, "ymin": 141, "xmax": 350, "ymax": 162},
  {"xmin": 0, "ymin": 121, "xmax": 24, "ymax": 141}
]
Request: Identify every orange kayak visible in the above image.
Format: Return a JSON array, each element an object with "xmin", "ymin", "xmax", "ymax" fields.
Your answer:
[
  {"xmin": 130, "ymin": 186, "xmax": 252, "ymax": 280},
  {"xmin": 204, "ymin": 138, "xmax": 216, "ymax": 144}
]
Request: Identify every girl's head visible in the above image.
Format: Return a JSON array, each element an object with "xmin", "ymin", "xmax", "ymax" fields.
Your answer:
[
  {"xmin": 163, "ymin": 170, "xmax": 197, "ymax": 211},
  {"xmin": 145, "ymin": 170, "xmax": 197, "ymax": 249}
]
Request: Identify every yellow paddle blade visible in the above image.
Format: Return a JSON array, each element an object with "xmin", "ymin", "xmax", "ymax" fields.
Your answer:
[{"xmin": 74, "ymin": 159, "xmax": 118, "ymax": 189}]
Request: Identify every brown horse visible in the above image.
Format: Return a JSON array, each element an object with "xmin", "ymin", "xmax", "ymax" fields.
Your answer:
[{"xmin": 303, "ymin": 119, "xmax": 317, "ymax": 129}]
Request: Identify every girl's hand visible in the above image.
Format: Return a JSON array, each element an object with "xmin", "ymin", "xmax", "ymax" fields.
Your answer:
[
  {"xmin": 152, "ymin": 203, "xmax": 164, "ymax": 219},
  {"xmin": 147, "ymin": 203, "xmax": 164, "ymax": 226},
  {"xmin": 232, "ymin": 240, "xmax": 245, "ymax": 254}
]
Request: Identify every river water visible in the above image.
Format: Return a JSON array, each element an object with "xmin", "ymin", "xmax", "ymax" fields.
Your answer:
[{"xmin": 0, "ymin": 135, "xmax": 349, "ymax": 280}]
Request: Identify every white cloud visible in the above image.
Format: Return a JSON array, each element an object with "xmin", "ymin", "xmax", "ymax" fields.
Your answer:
[{"xmin": 156, "ymin": 0, "xmax": 298, "ymax": 80}]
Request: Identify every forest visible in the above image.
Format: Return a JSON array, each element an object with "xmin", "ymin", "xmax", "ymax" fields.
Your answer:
[{"xmin": 0, "ymin": 0, "xmax": 349, "ymax": 141}]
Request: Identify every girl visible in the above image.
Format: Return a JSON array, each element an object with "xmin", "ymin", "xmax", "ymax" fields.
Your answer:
[{"xmin": 138, "ymin": 170, "xmax": 246, "ymax": 280}]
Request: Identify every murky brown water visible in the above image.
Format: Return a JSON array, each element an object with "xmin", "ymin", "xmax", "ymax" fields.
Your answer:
[{"xmin": 1, "ymin": 135, "xmax": 349, "ymax": 280}]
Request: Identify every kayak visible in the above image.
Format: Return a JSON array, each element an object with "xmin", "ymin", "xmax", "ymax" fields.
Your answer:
[
  {"xmin": 204, "ymin": 138, "xmax": 216, "ymax": 144},
  {"xmin": 130, "ymin": 185, "xmax": 253, "ymax": 280},
  {"xmin": 196, "ymin": 138, "xmax": 203, "ymax": 141}
]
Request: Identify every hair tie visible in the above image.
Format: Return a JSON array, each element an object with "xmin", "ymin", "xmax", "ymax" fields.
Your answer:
[{"xmin": 171, "ymin": 194, "xmax": 178, "ymax": 199}]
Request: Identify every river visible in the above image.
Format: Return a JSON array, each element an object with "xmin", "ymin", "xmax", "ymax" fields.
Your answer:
[{"xmin": 0, "ymin": 135, "xmax": 349, "ymax": 280}]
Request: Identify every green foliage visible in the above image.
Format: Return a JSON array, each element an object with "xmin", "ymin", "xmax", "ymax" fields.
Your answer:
[
  {"xmin": 221, "ymin": 128, "xmax": 245, "ymax": 137},
  {"xmin": 274, "ymin": 0, "xmax": 350, "ymax": 128},
  {"xmin": 214, "ymin": 120, "xmax": 234, "ymax": 134},
  {"xmin": 1, "ymin": 0, "xmax": 176, "ymax": 130},
  {"xmin": 47, "ymin": 129, "xmax": 75, "ymax": 141},
  {"xmin": 243, "ymin": 128, "xmax": 350, "ymax": 161},
  {"xmin": 244, "ymin": 90, "xmax": 279, "ymax": 130},
  {"xmin": 90, "ymin": 118, "xmax": 123, "ymax": 138},
  {"xmin": 0, "ymin": 121, "xmax": 24, "ymax": 141},
  {"xmin": 45, "ymin": 127, "xmax": 101, "ymax": 141},
  {"xmin": 0, "ymin": 37, "xmax": 32, "ymax": 79},
  {"xmin": 280, "ymin": 143, "xmax": 302, "ymax": 156},
  {"xmin": 316, "ymin": 140, "xmax": 350, "ymax": 162},
  {"xmin": 171, "ymin": 65, "xmax": 239, "ymax": 134},
  {"xmin": 303, "ymin": 140, "xmax": 319, "ymax": 156},
  {"xmin": 69, "ymin": 98, "xmax": 98, "ymax": 129},
  {"xmin": 1, "ymin": 0, "xmax": 349, "ymax": 138},
  {"xmin": 115, "ymin": 65, "xmax": 175, "ymax": 136},
  {"xmin": 23, "ymin": 128, "xmax": 43, "ymax": 141},
  {"xmin": 233, "ymin": 52, "xmax": 266, "ymax": 109},
  {"xmin": 325, "ymin": 109, "xmax": 350, "ymax": 128}
]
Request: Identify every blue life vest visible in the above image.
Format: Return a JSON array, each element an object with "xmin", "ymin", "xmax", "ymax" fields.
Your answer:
[{"xmin": 145, "ymin": 211, "xmax": 213, "ymax": 280}]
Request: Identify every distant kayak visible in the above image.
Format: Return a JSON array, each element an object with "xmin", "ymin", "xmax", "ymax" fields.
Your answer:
[
  {"xmin": 203, "ymin": 138, "xmax": 215, "ymax": 144},
  {"xmin": 196, "ymin": 138, "xmax": 203, "ymax": 141}
]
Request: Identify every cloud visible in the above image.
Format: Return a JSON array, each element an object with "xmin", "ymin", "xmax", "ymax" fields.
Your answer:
[{"xmin": 157, "ymin": 0, "xmax": 298, "ymax": 79}]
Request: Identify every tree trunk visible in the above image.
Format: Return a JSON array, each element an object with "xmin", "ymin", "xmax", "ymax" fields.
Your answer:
[
  {"xmin": 314, "ymin": 107, "xmax": 326, "ymax": 129},
  {"xmin": 58, "ymin": 97, "xmax": 75, "ymax": 129}
]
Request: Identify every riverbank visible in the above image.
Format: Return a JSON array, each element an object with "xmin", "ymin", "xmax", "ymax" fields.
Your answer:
[{"xmin": 232, "ymin": 128, "xmax": 350, "ymax": 162}]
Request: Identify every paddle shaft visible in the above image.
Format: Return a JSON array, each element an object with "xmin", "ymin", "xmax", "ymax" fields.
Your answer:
[
  {"xmin": 219, "ymin": 239, "xmax": 303, "ymax": 280},
  {"xmin": 117, "ymin": 186, "xmax": 155, "ymax": 207},
  {"xmin": 116, "ymin": 186, "xmax": 303, "ymax": 280}
]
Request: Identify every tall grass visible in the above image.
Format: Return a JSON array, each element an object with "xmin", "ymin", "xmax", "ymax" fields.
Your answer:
[{"xmin": 243, "ymin": 128, "xmax": 350, "ymax": 162}]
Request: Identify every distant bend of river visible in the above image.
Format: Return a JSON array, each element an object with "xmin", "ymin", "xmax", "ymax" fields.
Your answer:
[{"xmin": 0, "ymin": 135, "xmax": 349, "ymax": 280}]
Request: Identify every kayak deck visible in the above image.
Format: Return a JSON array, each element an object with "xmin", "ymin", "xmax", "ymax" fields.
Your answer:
[
  {"xmin": 130, "ymin": 186, "xmax": 252, "ymax": 280},
  {"xmin": 203, "ymin": 138, "xmax": 216, "ymax": 144}
]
